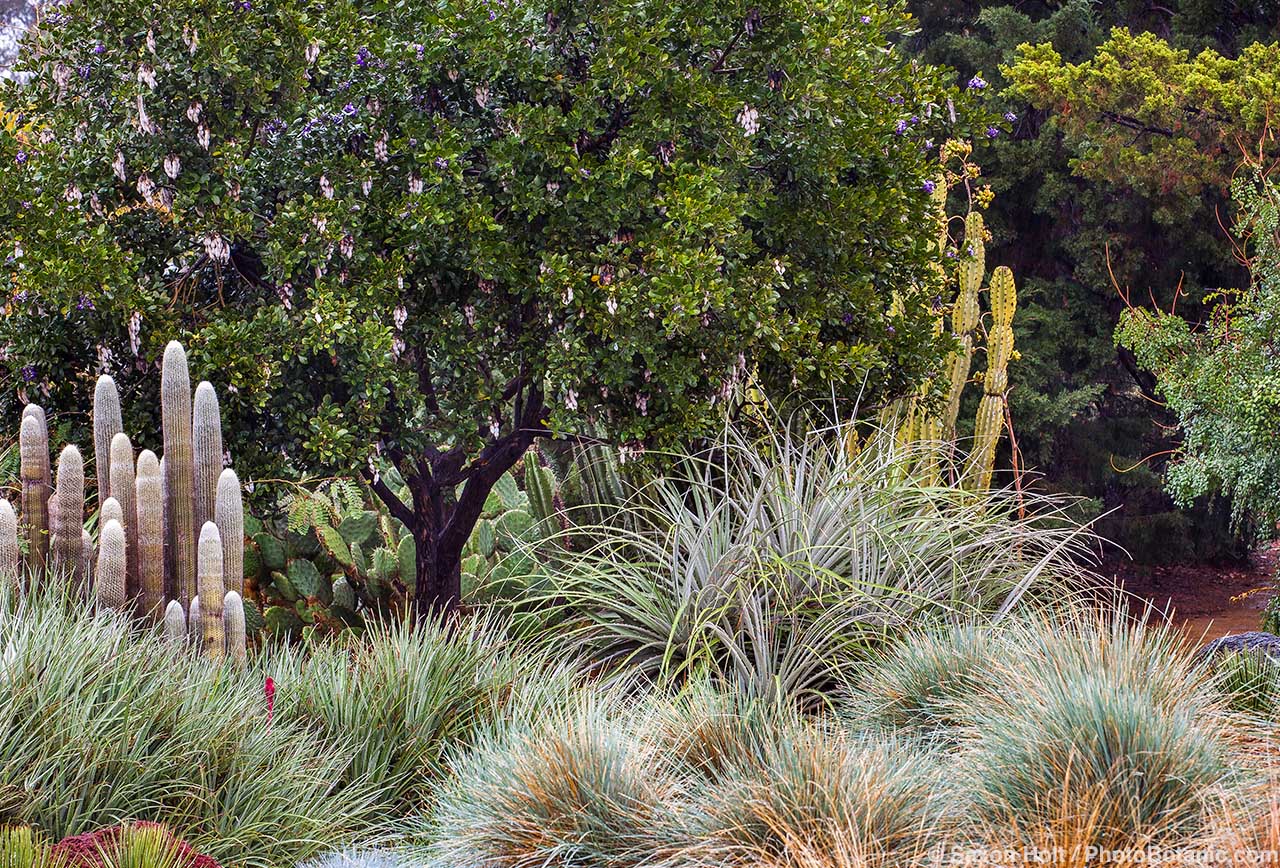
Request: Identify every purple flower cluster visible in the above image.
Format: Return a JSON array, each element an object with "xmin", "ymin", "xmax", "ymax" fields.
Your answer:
[
  {"xmin": 1004, "ymin": 111, "xmax": 1018, "ymax": 123},
  {"xmin": 92, "ymin": 44, "xmax": 106, "ymax": 55},
  {"xmin": 986, "ymin": 126, "xmax": 1000, "ymax": 138},
  {"xmin": 14, "ymin": 151, "xmax": 27, "ymax": 164},
  {"xmin": 860, "ymin": 15, "xmax": 871, "ymax": 24},
  {"xmin": 894, "ymin": 119, "xmax": 908, "ymax": 135},
  {"xmin": 76, "ymin": 295, "xmax": 94, "ymax": 311},
  {"xmin": 967, "ymin": 76, "xmax": 987, "ymax": 90},
  {"xmin": 355, "ymin": 46, "xmax": 372, "ymax": 68},
  {"xmin": 921, "ymin": 180, "xmax": 935, "ymax": 194},
  {"xmin": 21, "ymin": 366, "xmax": 37, "ymax": 383}
]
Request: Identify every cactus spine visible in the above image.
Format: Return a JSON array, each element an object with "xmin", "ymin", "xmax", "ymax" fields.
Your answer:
[
  {"xmin": 163, "ymin": 600, "xmax": 186, "ymax": 647},
  {"xmin": 0, "ymin": 498, "xmax": 19, "ymax": 588},
  {"xmin": 223, "ymin": 590, "xmax": 247, "ymax": 668},
  {"xmin": 965, "ymin": 266, "xmax": 1018, "ymax": 491},
  {"xmin": 192, "ymin": 381, "xmax": 223, "ymax": 535},
  {"xmin": 93, "ymin": 375, "xmax": 123, "ymax": 505},
  {"xmin": 135, "ymin": 450, "xmax": 165, "ymax": 618},
  {"xmin": 109, "ymin": 432, "xmax": 138, "ymax": 599},
  {"xmin": 51, "ymin": 445, "xmax": 85, "ymax": 585},
  {"xmin": 214, "ymin": 468, "xmax": 243, "ymax": 596},
  {"xmin": 197, "ymin": 522, "xmax": 224, "ymax": 661},
  {"xmin": 19, "ymin": 410, "xmax": 50, "ymax": 575},
  {"xmin": 162, "ymin": 342, "xmax": 195, "ymax": 611},
  {"xmin": 96, "ymin": 519, "xmax": 127, "ymax": 610}
]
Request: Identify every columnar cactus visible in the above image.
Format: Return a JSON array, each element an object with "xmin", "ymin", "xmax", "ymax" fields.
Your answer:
[
  {"xmin": 223, "ymin": 590, "xmax": 247, "ymax": 668},
  {"xmin": 214, "ymin": 469, "xmax": 243, "ymax": 596},
  {"xmin": 0, "ymin": 498, "xmax": 19, "ymax": 588},
  {"xmin": 193, "ymin": 381, "xmax": 223, "ymax": 535},
  {"xmin": 79, "ymin": 529, "xmax": 93, "ymax": 589},
  {"xmin": 96, "ymin": 519, "xmax": 127, "ymax": 610},
  {"xmin": 188, "ymin": 595, "xmax": 201, "ymax": 637},
  {"xmin": 135, "ymin": 450, "xmax": 166, "ymax": 618},
  {"xmin": 163, "ymin": 600, "xmax": 186, "ymax": 647},
  {"xmin": 100, "ymin": 496, "xmax": 123, "ymax": 529},
  {"xmin": 965, "ymin": 266, "xmax": 1018, "ymax": 491},
  {"xmin": 197, "ymin": 522, "xmax": 225, "ymax": 661},
  {"xmin": 93, "ymin": 375, "xmax": 123, "ymax": 505},
  {"xmin": 162, "ymin": 342, "xmax": 196, "ymax": 610},
  {"xmin": 109, "ymin": 432, "xmax": 138, "ymax": 599},
  {"xmin": 51, "ymin": 445, "xmax": 85, "ymax": 584},
  {"xmin": 19, "ymin": 409, "xmax": 50, "ymax": 574},
  {"xmin": 160, "ymin": 456, "xmax": 172, "ymax": 600},
  {"xmin": 944, "ymin": 211, "xmax": 985, "ymax": 438}
]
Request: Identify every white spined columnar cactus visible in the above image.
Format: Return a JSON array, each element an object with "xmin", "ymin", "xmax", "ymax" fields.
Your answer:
[
  {"xmin": 135, "ymin": 450, "xmax": 166, "ymax": 619},
  {"xmin": 51, "ymin": 445, "xmax": 85, "ymax": 586},
  {"xmin": 163, "ymin": 600, "xmax": 187, "ymax": 647},
  {"xmin": 19, "ymin": 409, "xmax": 50, "ymax": 575},
  {"xmin": 162, "ymin": 342, "xmax": 195, "ymax": 611},
  {"xmin": 100, "ymin": 496, "xmax": 124, "ymax": 529},
  {"xmin": 79, "ymin": 529, "xmax": 93, "ymax": 590},
  {"xmin": 109, "ymin": 432, "xmax": 138, "ymax": 600},
  {"xmin": 193, "ymin": 381, "xmax": 224, "ymax": 537},
  {"xmin": 197, "ymin": 522, "xmax": 224, "ymax": 661},
  {"xmin": 93, "ymin": 375, "xmax": 123, "ymax": 506},
  {"xmin": 0, "ymin": 498, "xmax": 20, "ymax": 589},
  {"xmin": 214, "ymin": 468, "xmax": 243, "ymax": 596},
  {"xmin": 96, "ymin": 519, "xmax": 127, "ymax": 610},
  {"xmin": 223, "ymin": 590, "xmax": 247, "ymax": 668}
]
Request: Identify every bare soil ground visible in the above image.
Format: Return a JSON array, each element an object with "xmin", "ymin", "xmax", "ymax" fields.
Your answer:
[{"xmin": 1110, "ymin": 542, "xmax": 1279, "ymax": 643}]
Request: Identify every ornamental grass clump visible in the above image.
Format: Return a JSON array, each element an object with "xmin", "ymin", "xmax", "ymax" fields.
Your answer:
[
  {"xmin": 668, "ymin": 725, "xmax": 944, "ymax": 868},
  {"xmin": 841, "ymin": 620, "xmax": 1001, "ymax": 739},
  {"xmin": 269, "ymin": 610, "xmax": 582, "ymax": 816},
  {"xmin": 421, "ymin": 692, "xmax": 674, "ymax": 868},
  {"xmin": 530, "ymin": 416, "xmax": 1099, "ymax": 707},
  {"xmin": 0, "ymin": 584, "xmax": 378, "ymax": 867},
  {"xmin": 958, "ymin": 608, "xmax": 1239, "ymax": 853}
]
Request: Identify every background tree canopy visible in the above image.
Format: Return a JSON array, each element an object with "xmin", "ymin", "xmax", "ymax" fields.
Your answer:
[
  {"xmin": 0, "ymin": 0, "xmax": 986, "ymax": 612},
  {"xmin": 907, "ymin": 0, "xmax": 1280, "ymax": 560}
]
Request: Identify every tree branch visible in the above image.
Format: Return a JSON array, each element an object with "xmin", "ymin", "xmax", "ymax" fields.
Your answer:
[{"xmin": 361, "ymin": 466, "xmax": 414, "ymax": 527}]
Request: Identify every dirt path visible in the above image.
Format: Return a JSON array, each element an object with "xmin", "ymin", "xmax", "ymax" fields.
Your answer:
[{"xmin": 1110, "ymin": 543, "xmax": 1279, "ymax": 643}]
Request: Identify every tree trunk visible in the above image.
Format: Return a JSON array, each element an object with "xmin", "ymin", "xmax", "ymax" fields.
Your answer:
[{"xmin": 413, "ymin": 523, "xmax": 462, "ymax": 618}]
